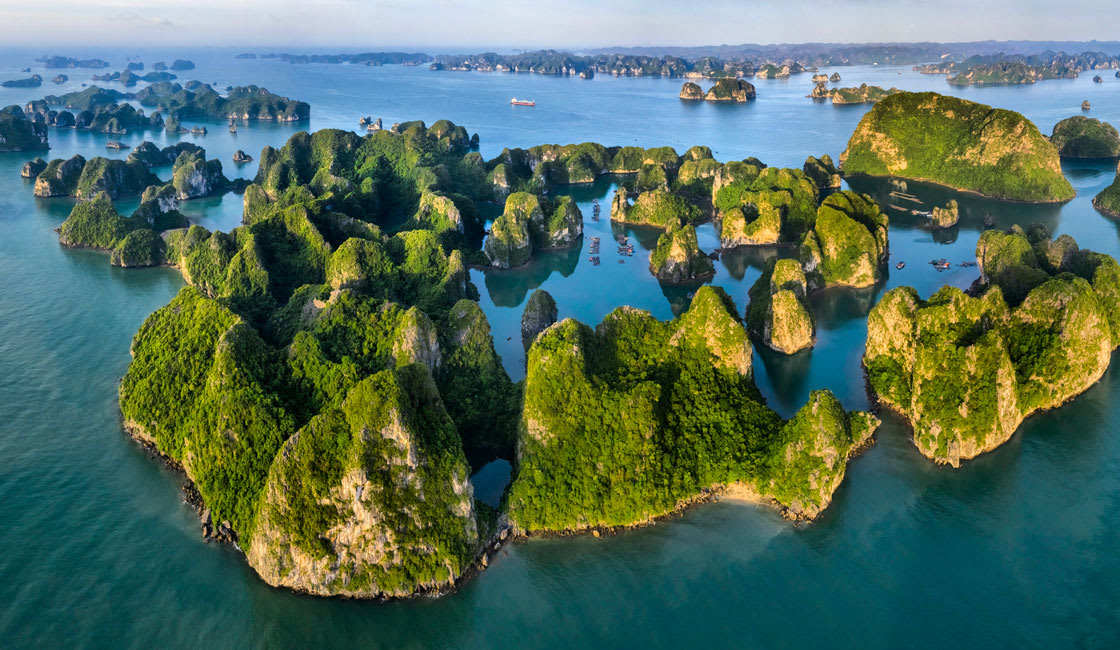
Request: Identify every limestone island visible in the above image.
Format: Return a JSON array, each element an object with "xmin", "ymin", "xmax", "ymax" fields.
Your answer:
[
  {"xmin": 809, "ymin": 83, "xmax": 900, "ymax": 105},
  {"xmin": 27, "ymin": 87, "xmax": 163, "ymax": 133},
  {"xmin": 679, "ymin": 79, "xmax": 756, "ymax": 102},
  {"xmin": 648, "ymin": 224, "xmax": 714, "ymax": 283},
  {"xmin": 865, "ymin": 226, "xmax": 1120, "ymax": 466},
  {"xmin": 510, "ymin": 286, "xmax": 878, "ymax": 533},
  {"xmin": 841, "ymin": 91, "xmax": 1075, "ymax": 203},
  {"xmin": 0, "ymin": 105, "xmax": 49, "ymax": 152},
  {"xmin": 2, "ymin": 75, "xmax": 43, "ymax": 88},
  {"xmin": 484, "ymin": 192, "xmax": 582, "ymax": 268},
  {"xmin": 521, "ymin": 289, "xmax": 558, "ymax": 349},
  {"xmin": 746, "ymin": 258, "xmax": 814, "ymax": 354},
  {"xmin": 1050, "ymin": 116, "xmax": 1120, "ymax": 158},
  {"xmin": 136, "ymin": 82, "xmax": 310, "ymax": 122}
]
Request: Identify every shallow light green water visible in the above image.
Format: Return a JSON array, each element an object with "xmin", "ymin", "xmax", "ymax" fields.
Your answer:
[{"xmin": 1, "ymin": 48, "xmax": 1118, "ymax": 648}]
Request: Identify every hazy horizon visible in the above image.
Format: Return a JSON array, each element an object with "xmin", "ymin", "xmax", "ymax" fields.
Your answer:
[{"xmin": 2, "ymin": 0, "xmax": 1119, "ymax": 49}]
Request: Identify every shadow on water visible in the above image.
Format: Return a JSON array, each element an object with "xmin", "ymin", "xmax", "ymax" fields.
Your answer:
[
  {"xmin": 481, "ymin": 244, "xmax": 581, "ymax": 307},
  {"xmin": 717, "ymin": 245, "xmax": 788, "ymax": 282},
  {"xmin": 845, "ymin": 175, "xmax": 1065, "ymax": 235}
]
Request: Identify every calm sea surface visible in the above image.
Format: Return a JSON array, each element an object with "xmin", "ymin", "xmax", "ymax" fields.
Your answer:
[{"xmin": 1, "ymin": 48, "xmax": 1118, "ymax": 649}]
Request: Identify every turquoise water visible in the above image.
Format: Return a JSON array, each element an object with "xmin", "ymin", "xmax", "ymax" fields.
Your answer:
[{"xmin": 1, "ymin": 49, "xmax": 1119, "ymax": 648}]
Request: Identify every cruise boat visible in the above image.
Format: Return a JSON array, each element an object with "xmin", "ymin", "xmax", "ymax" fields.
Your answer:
[{"xmin": 510, "ymin": 97, "xmax": 536, "ymax": 106}]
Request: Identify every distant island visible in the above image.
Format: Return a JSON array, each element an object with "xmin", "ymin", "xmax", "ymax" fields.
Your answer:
[
  {"xmin": 679, "ymin": 78, "xmax": 756, "ymax": 102},
  {"xmin": 135, "ymin": 82, "xmax": 310, "ymax": 121},
  {"xmin": 915, "ymin": 52, "xmax": 1119, "ymax": 85},
  {"xmin": 20, "ymin": 82, "xmax": 310, "ymax": 132},
  {"xmin": 809, "ymin": 83, "xmax": 900, "ymax": 105},
  {"xmin": 36, "ymin": 55, "xmax": 109, "ymax": 69}
]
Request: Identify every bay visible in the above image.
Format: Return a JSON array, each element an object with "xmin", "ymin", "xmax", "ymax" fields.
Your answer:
[{"xmin": 0, "ymin": 48, "xmax": 1118, "ymax": 648}]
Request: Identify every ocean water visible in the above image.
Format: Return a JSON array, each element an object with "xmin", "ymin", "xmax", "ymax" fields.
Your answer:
[{"xmin": 1, "ymin": 48, "xmax": 1119, "ymax": 649}]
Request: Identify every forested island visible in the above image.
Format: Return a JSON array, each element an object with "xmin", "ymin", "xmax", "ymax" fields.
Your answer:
[
  {"xmin": 0, "ymin": 105, "xmax": 49, "ymax": 152},
  {"xmin": 809, "ymin": 83, "xmax": 900, "ymax": 105},
  {"xmin": 841, "ymin": 92, "xmax": 1074, "ymax": 202},
  {"xmin": 22, "ymin": 88, "xmax": 1114, "ymax": 600},
  {"xmin": 264, "ymin": 42, "xmax": 1120, "ymax": 80},
  {"xmin": 866, "ymin": 226, "xmax": 1120, "ymax": 466},
  {"xmin": 17, "ymin": 82, "xmax": 310, "ymax": 135},
  {"xmin": 915, "ymin": 52, "xmax": 1120, "ymax": 85}
]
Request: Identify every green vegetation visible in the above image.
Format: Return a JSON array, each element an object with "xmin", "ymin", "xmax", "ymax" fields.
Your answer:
[
  {"xmin": 612, "ymin": 186, "xmax": 702, "ymax": 229},
  {"xmin": 648, "ymin": 224, "xmax": 715, "ymax": 283},
  {"xmin": 1050, "ymin": 116, "xmax": 1120, "ymax": 159},
  {"xmin": 1094, "ymin": 163, "xmax": 1120, "ymax": 217},
  {"xmin": 33, "ymin": 155, "xmax": 86, "ymax": 197},
  {"xmin": 135, "ymin": 82, "xmax": 310, "ymax": 121},
  {"xmin": 810, "ymin": 83, "xmax": 900, "ymax": 105},
  {"xmin": 248, "ymin": 366, "xmax": 478, "ymax": 598},
  {"xmin": 483, "ymin": 192, "xmax": 583, "ymax": 266},
  {"xmin": 799, "ymin": 190, "xmax": 889, "ymax": 290},
  {"xmin": 841, "ymin": 92, "xmax": 1075, "ymax": 203},
  {"xmin": 865, "ymin": 228, "xmax": 1120, "ymax": 466},
  {"xmin": 507, "ymin": 286, "xmax": 878, "ymax": 532},
  {"xmin": 58, "ymin": 121, "xmax": 909, "ymax": 597},
  {"xmin": 746, "ymin": 258, "xmax": 814, "ymax": 354},
  {"xmin": 58, "ymin": 194, "xmax": 139, "ymax": 251},
  {"xmin": 75, "ymin": 157, "xmax": 160, "ymax": 200},
  {"xmin": 111, "ymin": 228, "xmax": 165, "ymax": 267},
  {"xmin": 58, "ymin": 192, "xmax": 182, "ymax": 268},
  {"xmin": 714, "ymin": 166, "xmax": 818, "ymax": 245},
  {"xmin": 803, "ymin": 155, "xmax": 841, "ymax": 190},
  {"xmin": 0, "ymin": 105, "xmax": 49, "ymax": 152}
]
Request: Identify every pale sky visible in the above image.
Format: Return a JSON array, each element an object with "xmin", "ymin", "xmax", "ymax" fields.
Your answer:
[{"xmin": 0, "ymin": 0, "xmax": 1118, "ymax": 49}]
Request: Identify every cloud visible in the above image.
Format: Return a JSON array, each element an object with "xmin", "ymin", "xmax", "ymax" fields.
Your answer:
[{"xmin": 109, "ymin": 11, "xmax": 175, "ymax": 28}]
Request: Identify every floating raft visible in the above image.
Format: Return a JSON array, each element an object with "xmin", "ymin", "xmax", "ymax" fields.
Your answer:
[{"xmin": 889, "ymin": 190, "xmax": 922, "ymax": 204}]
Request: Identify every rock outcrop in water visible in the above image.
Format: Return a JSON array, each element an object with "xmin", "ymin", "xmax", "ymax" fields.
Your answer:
[
  {"xmin": 521, "ymin": 289, "xmax": 558, "ymax": 349},
  {"xmin": 931, "ymin": 200, "xmax": 959, "ymax": 228},
  {"xmin": 679, "ymin": 82, "xmax": 704, "ymax": 100},
  {"xmin": 484, "ymin": 192, "xmax": 583, "ymax": 268},
  {"xmin": 865, "ymin": 227, "xmax": 1120, "ymax": 466},
  {"xmin": 0, "ymin": 105, "xmax": 49, "ymax": 152},
  {"xmin": 33, "ymin": 154, "xmax": 85, "ymax": 196},
  {"xmin": 841, "ymin": 92, "xmax": 1074, "ymax": 203},
  {"xmin": 703, "ymin": 78, "xmax": 756, "ymax": 102},
  {"xmin": 171, "ymin": 149, "xmax": 229, "ymax": 199},
  {"xmin": 507, "ymin": 286, "xmax": 879, "ymax": 532},
  {"xmin": 746, "ymin": 258, "xmax": 814, "ymax": 354},
  {"xmin": 21, "ymin": 157, "xmax": 47, "ymax": 178},
  {"xmin": 648, "ymin": 224, "xmax": 714, "ymax": 283},
  {"xmin": 1050, "ymin": 116, "xmax": 1120, "ymax": 158},
  {"xmin": 799, "ymin": 190, "xmax": 888, "ymax": 290}
]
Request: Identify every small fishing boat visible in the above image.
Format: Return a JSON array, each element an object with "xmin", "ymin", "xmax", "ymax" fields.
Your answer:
[
  {"xmin": 895, "ymin": 261, "xmax": 905, "ymax": 270},
  {"xmin": 105, "ymin": 140, "xmax": 125, "ymax": 150},
  {"xmin": 510, "ymin": 97, "xmax": 536, "ymax": 107}
]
